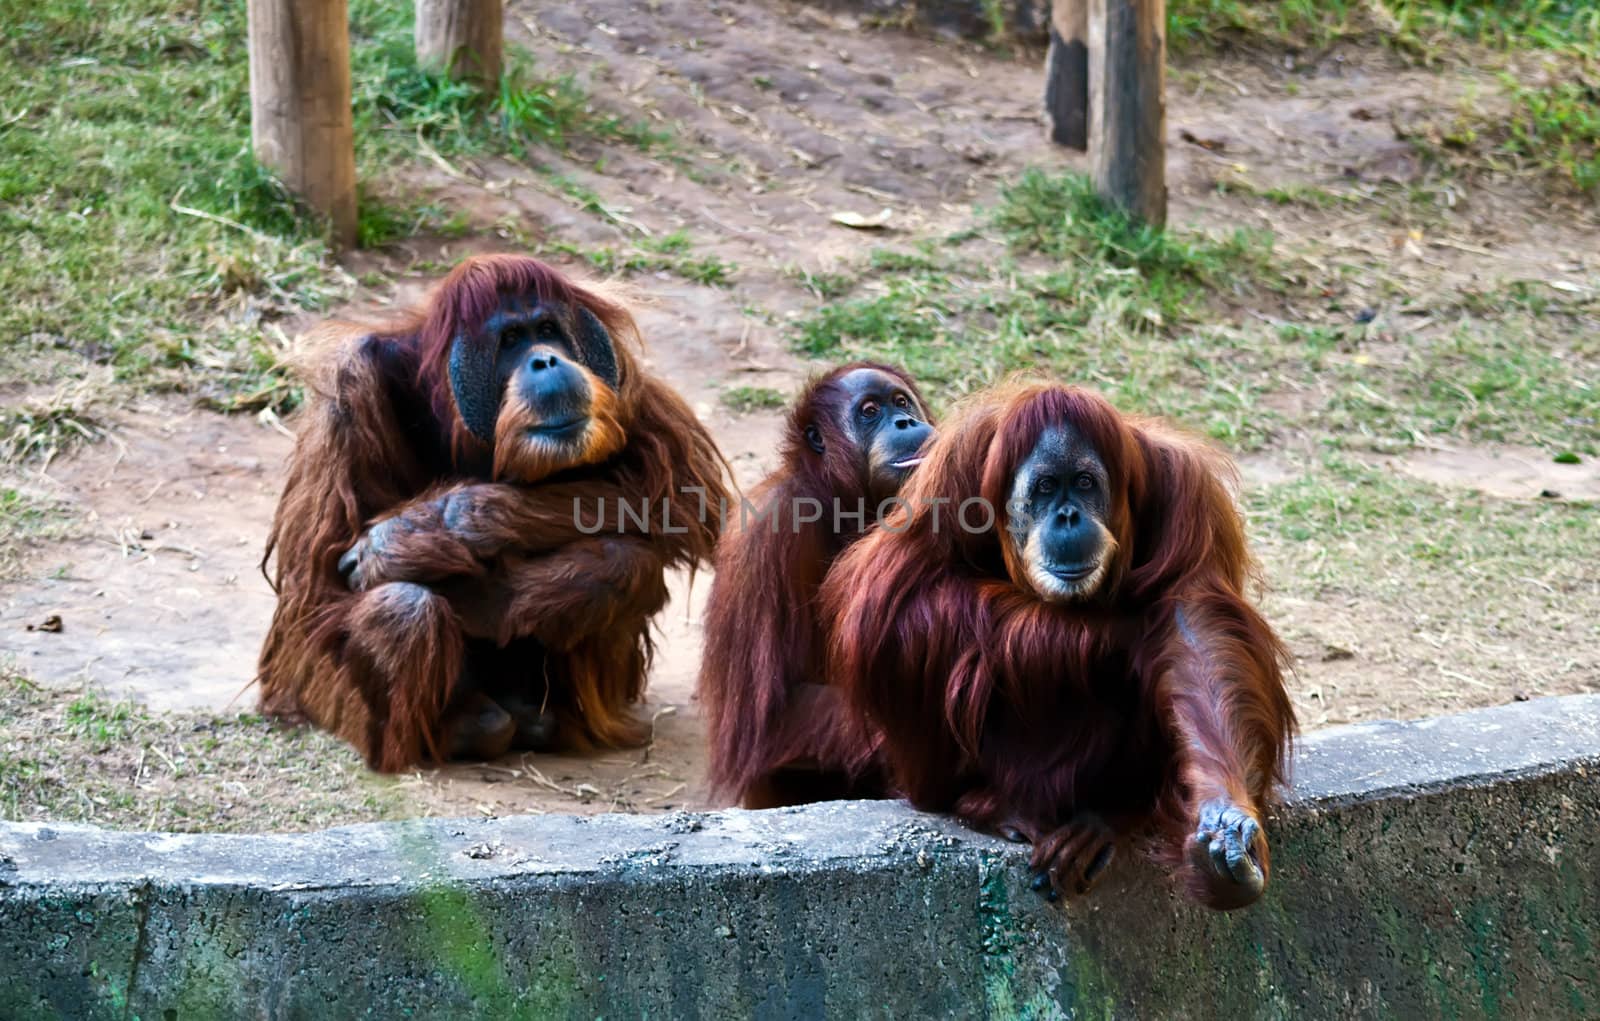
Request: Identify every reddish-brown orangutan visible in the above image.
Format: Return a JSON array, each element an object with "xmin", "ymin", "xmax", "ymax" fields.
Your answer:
[
  {"xmin": 258, "ymin": 255, "xmax": 730, "ymax": 772},
  {"xmin": 699, "ymin": 363, "xmax": 935, "ymax": 808},
  {"xmin": 823, "ymin": 382, "xmax": 1295, "ymax": 910}
]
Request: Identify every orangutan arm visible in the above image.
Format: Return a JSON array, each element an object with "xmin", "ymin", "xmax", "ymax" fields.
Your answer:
[
  {"xmin": 1158, "ymin": 590, "xmax": 1294, "ymax": 910},
  {"xmin": 337, "ymin": 479, "xmax": 653, "ymax": 591}
]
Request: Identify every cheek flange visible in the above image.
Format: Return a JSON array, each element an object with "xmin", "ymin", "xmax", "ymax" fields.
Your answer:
[
  {"xmin": 448, "ymin": 330, "xmax": 500, "ymax": 444},
  {"xmin": 575, "ymin": 306, "xmax": 620, "ymax": 391}
]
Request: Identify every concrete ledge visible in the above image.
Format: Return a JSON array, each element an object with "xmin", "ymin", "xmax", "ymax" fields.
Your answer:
[{"xmin": 5, "ymin": 694, "xmax": 1600, "ymax": 1018}]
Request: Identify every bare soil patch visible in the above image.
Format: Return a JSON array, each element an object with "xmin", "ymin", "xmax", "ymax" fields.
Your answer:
[
  {"xmin": 3, "ymin": 404, "xmax": 286, "ymax": 710},
  {"xmin": 1396, "ymin": 444, "xmax": 1600, "ymax": 502}
]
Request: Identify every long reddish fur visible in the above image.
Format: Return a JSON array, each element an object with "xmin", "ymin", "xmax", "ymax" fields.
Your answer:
[
  {"xmin": 258, "ymin": 255, "xmax": 730, "ymax": 771},
  {"xmin": 699, "ymin": 363, "xmax": 930, "ymax": 807},
  {"xmin": 822, "ymin": 381, "xmax": 1295, "ymax": 906}
]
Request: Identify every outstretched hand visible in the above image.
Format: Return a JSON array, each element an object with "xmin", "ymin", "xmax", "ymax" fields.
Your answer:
[{"xmin": 1189, "ymin": 798, "xmax": 1267, "ymax": 910}]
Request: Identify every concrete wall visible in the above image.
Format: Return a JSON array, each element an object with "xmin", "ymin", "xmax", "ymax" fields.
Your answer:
[{"xmin": 4, "ymin": 694, "xmax": 1600, "ymax": 1019}]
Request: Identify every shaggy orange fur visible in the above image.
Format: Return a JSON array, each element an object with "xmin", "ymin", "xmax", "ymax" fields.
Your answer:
[{"xmin": 258, "ymin": 255, "xmax": 729, "ymax": 771}]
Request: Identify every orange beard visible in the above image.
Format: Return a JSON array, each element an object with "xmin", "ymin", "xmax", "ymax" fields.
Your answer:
[
  {"xmin": 492, "ymin": 368, "xmax": 628, "ymax": 483},
  {"xmin": 1000, "ymin": 510, "xmax": 1125, "ymax": 605}
]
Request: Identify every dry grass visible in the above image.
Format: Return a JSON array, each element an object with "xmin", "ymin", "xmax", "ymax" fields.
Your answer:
[
  {"xmin": 0, "ymin": 372, "xmax": 112, "ymax": 466},
  {"xmin": 0, "ymin": 669, "xmax": 403, "ymax": 832},
  {"xmin": 0, "ymin": 487, "xmax": 76, "ymax": 580}
]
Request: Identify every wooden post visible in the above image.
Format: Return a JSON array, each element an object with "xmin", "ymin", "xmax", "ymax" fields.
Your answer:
[
  {"xmin": 1089, "ymin": 0, "xmax": 1167, "ymax": 227},
  {"xmin": 415, "ymin": 0, "xmax": 504, "ymax": 92},
  {"xmin": 247, "ymin": 0, "xmax": 358, "ymax": 248},
  {"xmin": 1045, "ymin": 0, "xmax": 1089, "ymax": 150}
]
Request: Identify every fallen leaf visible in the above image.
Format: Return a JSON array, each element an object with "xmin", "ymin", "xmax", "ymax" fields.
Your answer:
[
  {"xmin": 830, "ymin": 208, "xmax": 893, "ymax": 230},
  {"xmin": 959, "ymin": 142, "xmax": 995, "ymax": 164},
  {"xmin": 1179, "ymin": 128, "xmax": 1227, "ymax": 151},
  {"xmin": 27, "ymin": 614, "xmax": 63, "ymax": 633}
]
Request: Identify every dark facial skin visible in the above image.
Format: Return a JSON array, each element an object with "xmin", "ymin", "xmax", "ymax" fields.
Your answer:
[
  {"xmin": 448, "ymin": 293, "xmax": 620, "ymax": 447},
  {"xmin": 1006, "ymin": 423, "xmax": 1113, "ymax": 602},
  {"xmin": 487, "ymin": 304, "xmax": 593, "ymax": 441},
  {"xmin": 804, "ymin": 368, "xmax": 934, "ymax": 505}
]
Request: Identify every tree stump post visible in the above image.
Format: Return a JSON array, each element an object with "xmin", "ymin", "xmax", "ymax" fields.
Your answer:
[
  {"xmin": 1088, "ymin": 0, "xmax": 1167, "ymax": 227},
  {"xmin": 246, "ymin": 0, "xmax": 358, "ymax": 248},
  {"xmin": 1045, "ymin": 0, "xmax": 1089, "ymax": 150},
  {"xmin": 415, "ymin": 0, "xmax": 504, "ymax": 92}
]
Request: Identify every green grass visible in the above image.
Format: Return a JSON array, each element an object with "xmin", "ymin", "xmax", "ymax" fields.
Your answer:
[
  {"xmin": 1397, "ymin": 76, "xmax": 1600, "ymax": 195},
  {"xmin": 793, "ymin": 268, "xmax": 855, "ymax": 300},
  {"xmin": 721, "ymin": 385, "xmax": 789, "ymax": 413},
  {"xmin": 1215, "ymin": 178, "xmax": 1361, "ymax": 210},
  {"xmin": 543, "ymin": 230, "xmax": 736, "ymax": 287},
  {"xmin": 1168, "ymin": 0, "xmax": 1600, "ymax": 58},
  {"xmin": 0, "ymin": 671, "xmax": 403, "ymax": 832},
  {"xmin": 349, "ymin": 2, "xmax": 667, "ymax": 163},
  {"xmin": 1504, "ymin": 79, "xmax": 1600, "ymax": 193},
  {"xmin": 0, "ymin": 488, "xmax": 75, "ymax": 577},
  {"xmin": 791, "ymin": 169, "xmax": 1598, "ymax": 453},
  {"xmin": 1, "ymin": 0, "xmax": 341, "ymax": 414},
  {"xmin": 0, "ymin": 489, "xmax": 57, "ymax": 535},
  {"xmin": 1247, "ymin": 456, "xmax": 1598, "ymax": 706},
  {"xmin": 1317, "ymin": 320, "xmax": 1598, "ymax": 451},
  {"xmin": 357, "ymin": 195, "xmax": 474, "ymax": 249},
  {"xmin": 792, "ymin": 170, "xmax": 1284, "ymax": 444},
  {"xmin": 992, "ymin": 170, "xmax": 1274, "ymax": 310},
  {"xmin": 1255, "ymin": 456, "xmax": 1596, "ymax": 553},
  {"xmin": 1169, "ymin": 2, "xmax": 1600, "ymax": 194}
]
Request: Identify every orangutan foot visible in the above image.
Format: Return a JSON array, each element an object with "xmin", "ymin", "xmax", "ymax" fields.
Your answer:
[
  {"xmin": 493, "ymin": 689, "xmax": 559, "ymax": 751},
  {"xmin": 443, "ymin": 692, "xmax": 516, "ymax": 761}
]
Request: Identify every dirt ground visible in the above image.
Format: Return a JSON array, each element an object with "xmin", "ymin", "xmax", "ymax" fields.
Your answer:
[{"xmin": 3, "ymin": 0, "xmax": 1596, "ymax": 826}]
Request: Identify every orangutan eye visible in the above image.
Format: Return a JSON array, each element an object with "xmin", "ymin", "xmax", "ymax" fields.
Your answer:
[
  {"xmin": 1075, "ymin": 473, "xmax": 1096, "ymax": 491},
  {"xmin": 1036, "ymin": 475, "xmax": 1058, "ymax": 495},
  {"xmin": 860, "ymin": 401, "xmax": 880, "ymax": 420},
  {"xmin": 893, "ymin": 394, "xmax": 910, "ymax": 409},
  {"xmin": 534, "ymin": 319, "xmax": 562, "ymax": 342}
]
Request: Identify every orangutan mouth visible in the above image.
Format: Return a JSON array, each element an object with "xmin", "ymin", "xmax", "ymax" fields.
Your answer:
[{"xmin": 528, "ymin": 418, "xmax": 588, "ymax": 440}]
